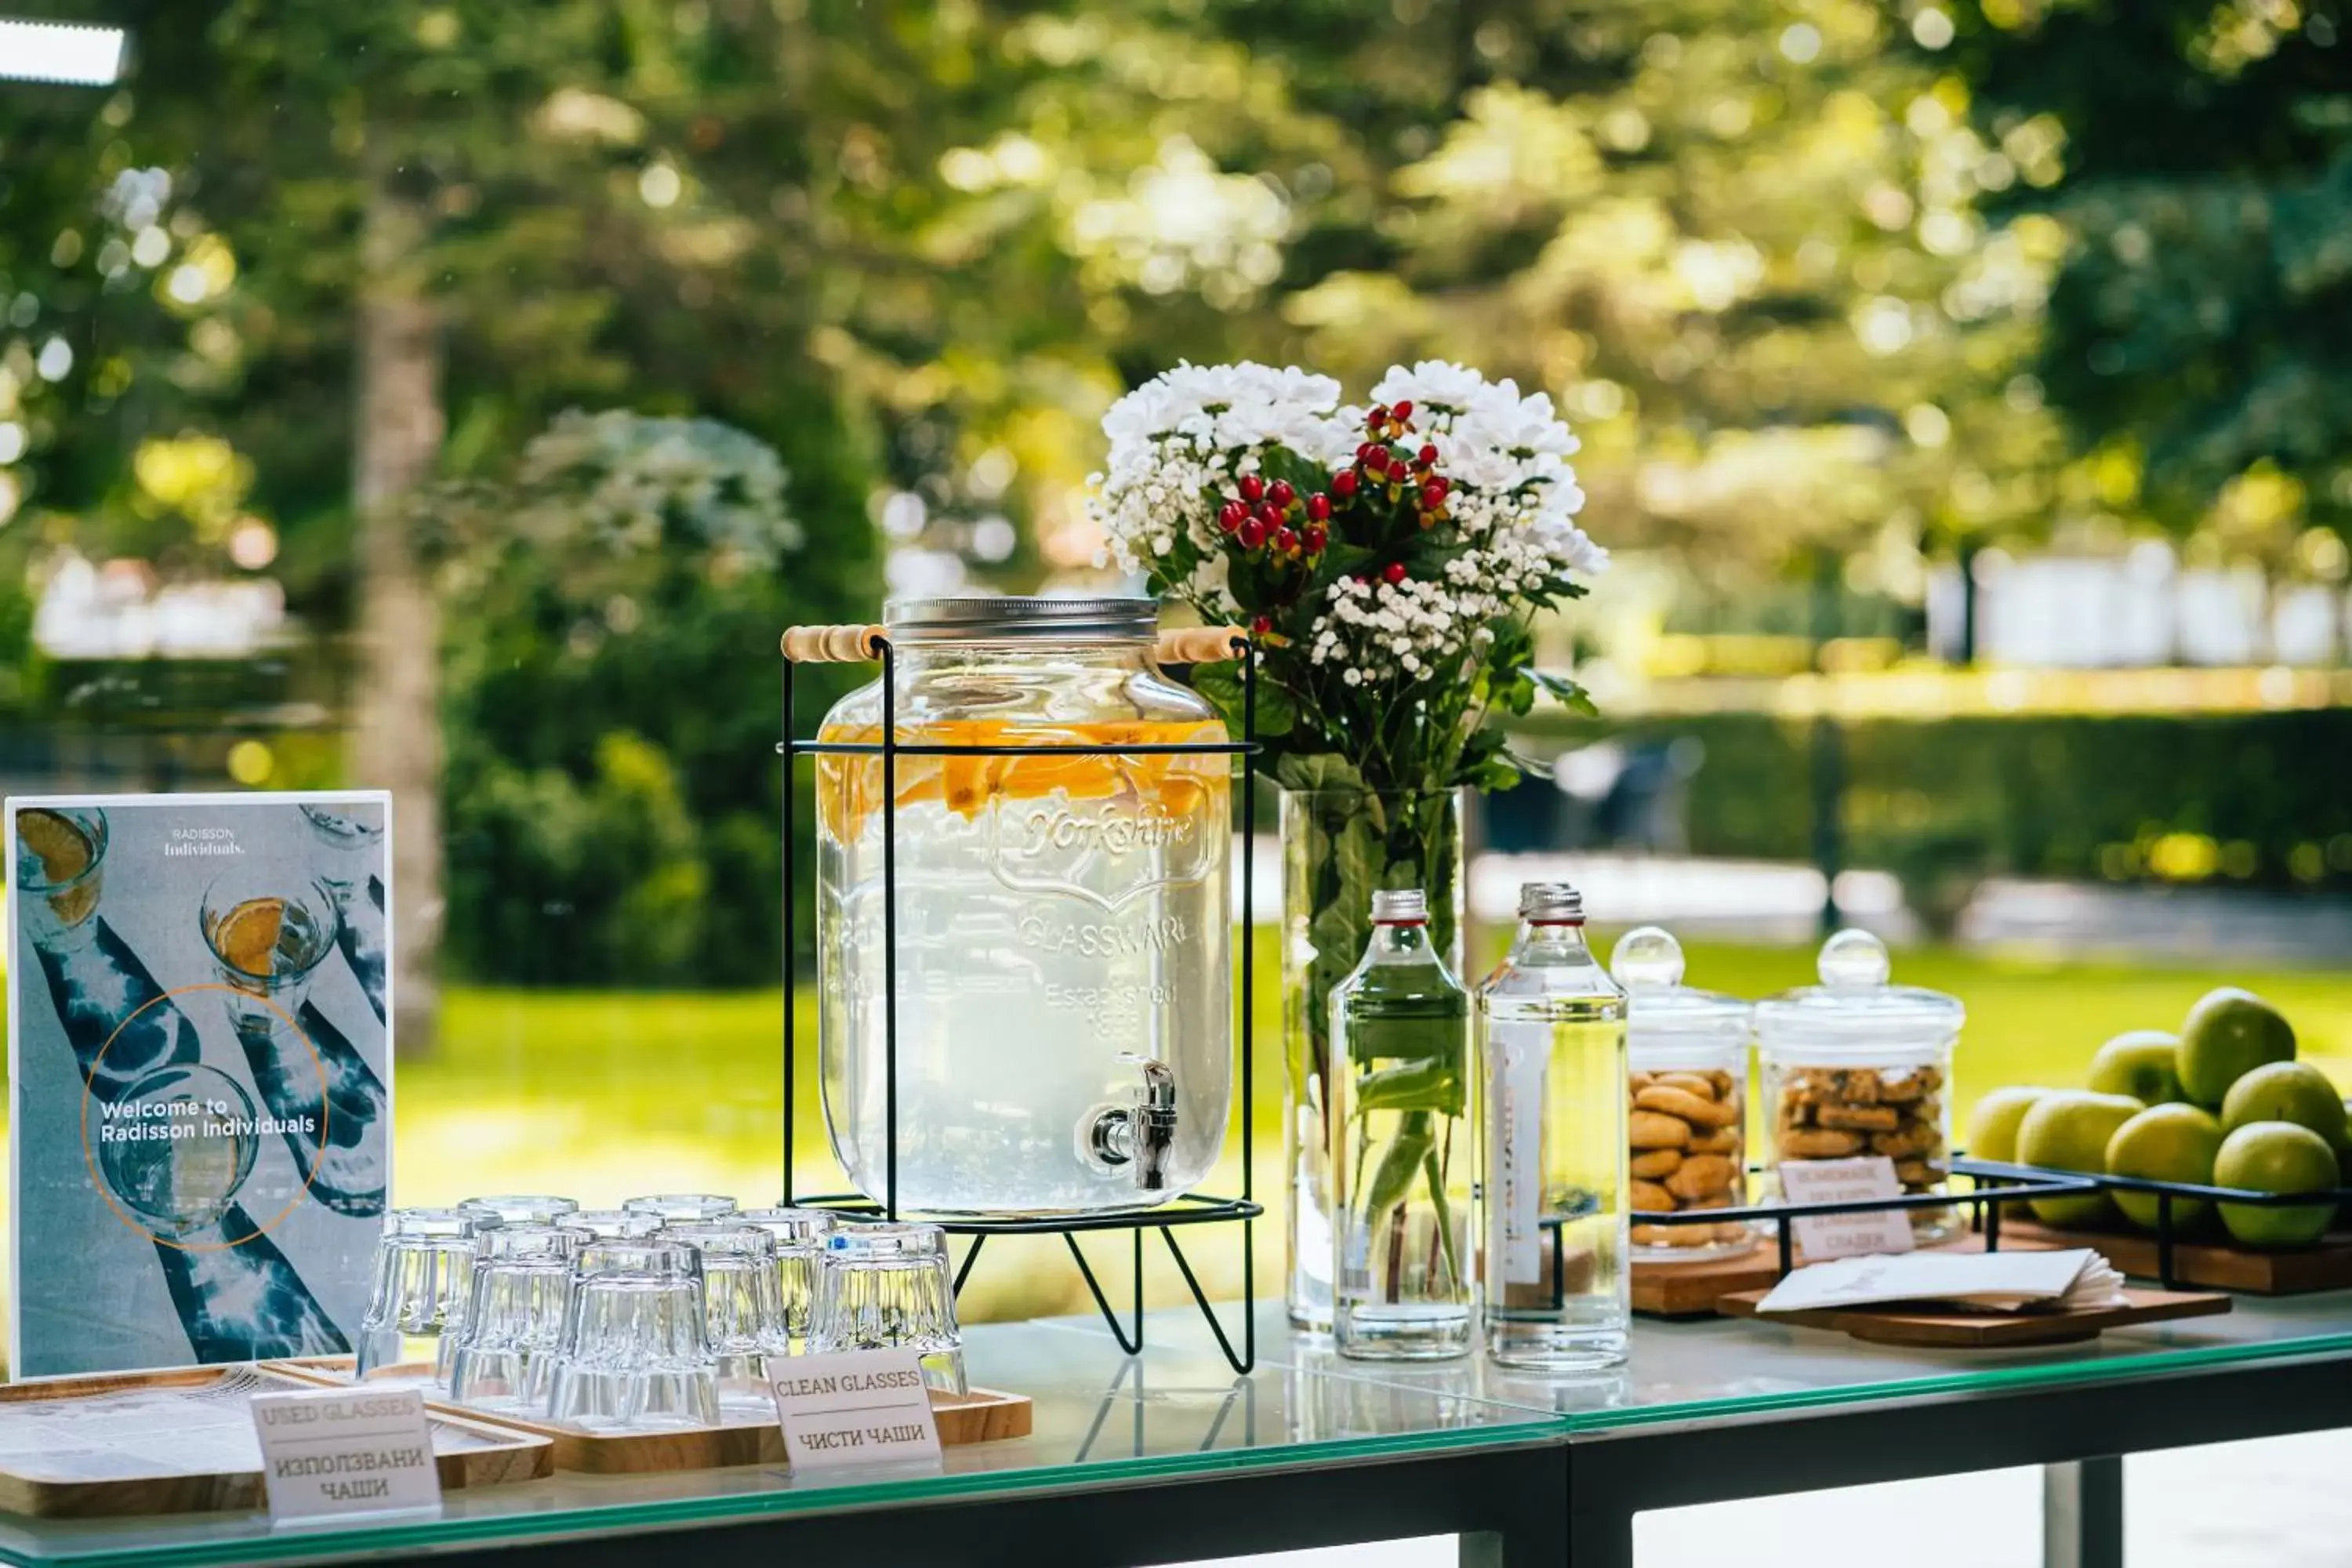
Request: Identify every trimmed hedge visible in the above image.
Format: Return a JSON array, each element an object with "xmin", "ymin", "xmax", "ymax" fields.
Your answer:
[{"xmin": 1497, "ymin": 709, "xmax": 2352, "ymax": 891}]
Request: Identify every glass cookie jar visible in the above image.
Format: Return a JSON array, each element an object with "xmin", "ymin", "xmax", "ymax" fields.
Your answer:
[
  {"xmin": 1610, "ymin": 927, "xmax": 1754, "ymax": 1262},
  {"xmin": 1754, "ymin": 929, "xmax": 1965, "ymax": 1243},
  {"xmin": 812, "ymin": 597, "xmax": 1232, "ymax": 1216}
]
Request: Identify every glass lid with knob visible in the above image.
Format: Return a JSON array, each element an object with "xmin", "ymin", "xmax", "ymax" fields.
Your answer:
[
  {"xmin": 1608, "ymin": 926, "xmax": 1749, "ymax": 1062},
  {"xmin": 1753, "ymin": 927, "xmax": 1964, "ymax": 1058}
]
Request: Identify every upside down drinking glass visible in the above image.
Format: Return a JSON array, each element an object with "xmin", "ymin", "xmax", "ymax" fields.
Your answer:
[
  {"xmin": 447, "ymin": 1224, "xmax": 578, "ymax": 1413},
  {"xmin": 810, "ymin": 1221, "xmax": 967, "ymax": 1396},
  {"xmin": 554, "ymin": 1208, "xmax": 665, "ymax": 1242},
  {"xmin": 543, "ymin": 1243, "xmax": 718, "ymax": 1432},
  {"xmin": 355, "ymin": 1208, "xmax": 494, "ymax": 1382},
  {"xmin": 659, "ymin": 1223, "xmax": 792, "ymax": 1412},
  {"xmin": 460, "ymin": 1194, "xmax": 581, "ymax": 1226},
  {"xmin": 736, "ymin": 1207, "xmax": 837, "ymax": 1353},
  {"xmin": 622, "ymin": 1193, "xmax": 739, "ymax": 1224}
]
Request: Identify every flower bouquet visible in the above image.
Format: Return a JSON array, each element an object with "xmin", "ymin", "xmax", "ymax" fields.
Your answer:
[{"xmin": 1090, "ymin": 360, "xmax": 1605, "ymax": 1327}]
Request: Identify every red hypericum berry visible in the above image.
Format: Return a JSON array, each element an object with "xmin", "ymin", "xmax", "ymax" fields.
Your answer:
[
  {"xmin": 1238, "ymin": 518, "xmax": 1268, "ymax": 549},
  {"xmin": 1332, "ymin": 469, "xmax": 1359, "ymax": 498},
  {"xmin": 1273, "ymin": 526, "xmax": 1298, "ymax": 554},
  {"xmin": 1421, "ymin": 480, "xmax": 1448, "ymax": 510},
  {"xmin": 1306, "ymin": 492, "xmax": 1331, "ymax": 521},
  {"xmin": 1426, "ymin": 474, "xmax": 1451, "ymax": 499},
  {"xmin": 1217, "ymin": 501, "xmax": 1246, "ymax": 533},
  {"xmin": 1252, "ymin": 499, "xmax": 1280, "ymax": 526},
  {"xmin": 1390, "ymin": 399, "xmax": 1414, "ymax": 423},
  {"xmin": 1268, "ymin": 479, "xmax": 1295, "ymax": 508},
  {"xmin": 1417, "ymin": 443, "xmax": 1439, "ymax": 467},
  {"xmin": 1367, "ymin": 405, "xmax": 1389, "ymax": 430},
  {"xmin": 1251, "ymin": 615, "xmax": 1272, "ymax": 635},
  {"xmin": 1238, "ymin": 474, "xmax": 1265, "ymax": 503},
  {"xmin": 1382, "ymin": 561, "xmax": 1408, "ymax": 585},
  {"xmin": 1363, "ymin": 448, "xmax": 1388, "ymax": 476},
  {"xmin": 1356, "ymin": 441, "xmax": 1381, "ymax": 463},
  {"xmin": 1304, "ymin": 524, "xmax": 1328, "ymax": 553}
]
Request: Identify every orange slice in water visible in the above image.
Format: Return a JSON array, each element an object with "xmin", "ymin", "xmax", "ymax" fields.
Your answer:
[{"xmin": 212, "ymin": 897, "xmax": 286, "ymax": 978}]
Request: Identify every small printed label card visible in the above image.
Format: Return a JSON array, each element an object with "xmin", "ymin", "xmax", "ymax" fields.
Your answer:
[
  {"xmin": 768, "ymin": 1348, "xmax": 943, "ymax": 1472},
  {"xmin": 249, "ymin": 1385, "xmax": 441, "ymax": 1524},
  {"xmin": 1780, "ymin": 1155, "xmax": 1917, "ymax": 1262}
]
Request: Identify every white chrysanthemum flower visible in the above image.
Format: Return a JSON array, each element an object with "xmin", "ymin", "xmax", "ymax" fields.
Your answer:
[{"xmin": 1371, "ymin": 360, "xmax": 1490, "ymax": 412}]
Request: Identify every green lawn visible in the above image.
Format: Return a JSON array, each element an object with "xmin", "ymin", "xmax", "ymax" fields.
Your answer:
[{"xmin": 391, "ymin": 933, "xmax": 2352, "ymax": 1323}]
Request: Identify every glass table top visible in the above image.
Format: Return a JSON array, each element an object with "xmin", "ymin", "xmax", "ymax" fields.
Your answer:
[
  {"xmin": 0, "ymin": 1319, "xmax": 1557, "ymax": 1566},
  {"xmin": 1045, "ymin": 1289, "xmax": 2352, "ymax": 1430},
  {"xmin": 2, "ymin": 1291, "xmax": 2350, "ymax": 1563}
]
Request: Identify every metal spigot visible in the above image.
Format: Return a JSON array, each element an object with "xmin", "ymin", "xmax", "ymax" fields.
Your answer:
[{"xmin": 1083, "ymin": 1053, "xmax": 1180, "ymax": 1192}]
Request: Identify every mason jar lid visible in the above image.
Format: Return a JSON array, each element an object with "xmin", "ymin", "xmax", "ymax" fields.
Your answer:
[
  {"xmin": 1754, "ymin": 928, "xmax": 1964, "ymax": 1057},
  {"xmin": 884, "ymin": 595, "xmax": 1159, "ymax": 642},
  {"xmin": 1609, "ymin": 927, "xmax": 1749, "ymax": 1050}
]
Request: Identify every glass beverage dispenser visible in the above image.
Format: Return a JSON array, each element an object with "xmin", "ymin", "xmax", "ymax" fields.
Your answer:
[{"xmin": 811, "ymin": 597, "xmax": 1233, "ymax": 1215}]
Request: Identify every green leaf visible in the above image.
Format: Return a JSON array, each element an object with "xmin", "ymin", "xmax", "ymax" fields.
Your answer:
[
  {"xmin": 1355, "ymin": 1054, "xmax": 1466, "ymax": 1110},
  {"xmin": 1363, "ymin": 1111, "xmax": 1435, "ymax": 1215},
  {"xmin": 1251, "ymin": 678, "xmax": 1299, "ymax": 737},
  {"xmin": 1467, "ymin": 756, "xmax": 1522, "ymax": 792},
  {"xmin": 1276, "ymin": 752, "xmax": 1368, "ymax": 795},
  {"xmin": 1186, "ymin": 660, "xmax": 1247, "ymax": 732},
  {"xmin": 1534, "ymin": 670, "xmax": 1599, "ymax": 717}
]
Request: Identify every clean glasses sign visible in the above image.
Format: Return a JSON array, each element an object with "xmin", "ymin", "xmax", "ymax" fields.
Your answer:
[{"xmin": 769, "ymin": 1350, "xmax": 943, "ymax": 1472}]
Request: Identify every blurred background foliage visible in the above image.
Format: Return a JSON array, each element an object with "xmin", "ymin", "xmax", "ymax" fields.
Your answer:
[{"xmin": 0, "ymin": 0, "xmax": 2344, "ymax": 1011}]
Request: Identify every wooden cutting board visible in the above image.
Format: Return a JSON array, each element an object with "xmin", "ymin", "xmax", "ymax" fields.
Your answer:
[
  {"xmin": 1717, "ymin": 1285, "xmax": 2233, "ymax": 1347},
  {"xmin": 451, "ymin": 1387, "xmax": 1032, "ymax": 1473},
  {"xmin": 267, "ymin": 1360, "xmax": 1030, "ymax": 1474},
  {"xmin": 0, "ymin": 1365, "xmax": 550, "ymax": 1519},
  {"xmin": 1632, "ymin": 1244, "xmax": 1782, "ymax": 1316},
  {"xmin": 1998, "ymin": 1218, "xmax": 2352, "ymax": 1295}
]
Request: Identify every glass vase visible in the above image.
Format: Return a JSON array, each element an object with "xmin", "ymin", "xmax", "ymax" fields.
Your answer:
[{"xmin": 1280, "ymin": 780, "xmax": 1465, "ymax": 1332}]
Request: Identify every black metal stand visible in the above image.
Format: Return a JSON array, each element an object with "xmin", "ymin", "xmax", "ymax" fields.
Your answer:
[
  {"xmin": 780, "ymin": 634, "xmax": 1262, "ymax": 1374},
  {"xmin": 1628, "ymin": 1163, "xmax": 2102, "ymax": 1279},
  {"xmin": 1955, "ymin": 1155, "xmax": 2352, "ymax": 1290}
]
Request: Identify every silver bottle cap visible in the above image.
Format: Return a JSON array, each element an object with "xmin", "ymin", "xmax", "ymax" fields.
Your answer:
[
  {"xmin": 1518, "ymin": 881, "xmax": 1584, "ymax": 921},
  {"xmin": 1370, "ymin": 887, "xmax": 1428, "ymax": 923}
]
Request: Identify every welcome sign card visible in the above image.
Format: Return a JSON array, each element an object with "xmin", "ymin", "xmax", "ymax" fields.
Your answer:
[{"xmin": 6, "ymin": 792, "xmax": 392, "ymax": 1378}]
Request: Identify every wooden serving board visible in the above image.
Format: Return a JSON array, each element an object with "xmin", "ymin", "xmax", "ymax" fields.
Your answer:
[
  {"xmin": 267, "ymin": 1361, "xmax": 1031, "ymax": 1474},
  {"xmin": 0, "ymin": 1365, "xmax": 550, "ymax": 1519},
  {"xmin": 1998, "ymin": 1218, "xmax": 2352, "ymax": 1295},
  {"xmin": 1632, "ymin": 1244, "xmax": 1782, "ymax": 1316},
  {"xmin": 1634, "ymin": 1232, "xmax": 2070, "ymax": 1318},
  {"xmin": 1716, "ymin": 1286, "xmax": 2233, "ymax": 1348}
]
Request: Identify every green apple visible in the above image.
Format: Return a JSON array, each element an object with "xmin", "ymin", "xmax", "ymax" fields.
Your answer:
[
  {"xmin": 2104, "ymin": 1103, "xmax": 2224, "ymax": 1231},
  {"xmin": 2085, "ymin": 1029, "xmax": 2186, "ymax": 1106},
  {"xmin": 2177, "ymin": 988, "xmax": 2296, "ymax": 1107},
  {"xmin": 2015, "ymin": 1091, "xmax": 2145, "ymax": 1228},
  {"xmin": 1966, "ymin": 1085, "xmax": 2054, "ymax": 1164},
  {"xmin": 2220, "ymin": 1061, "xmax": 2349, "ymax": 1151},
  {"xmin": 2214, "ymin": 1121, "xmax": 2339, "ymax": 1248}
]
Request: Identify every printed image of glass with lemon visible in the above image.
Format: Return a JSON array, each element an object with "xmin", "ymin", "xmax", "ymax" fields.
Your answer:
[{"xmin": 199, "ymin": 866, "xmax": 343, "ymax": 1038}]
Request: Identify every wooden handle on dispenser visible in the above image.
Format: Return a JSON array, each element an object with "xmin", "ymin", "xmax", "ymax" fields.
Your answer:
[
  {"xmin": 779, "ymin": 623, "xmax": 887, "ymax": 662},
  {"xmin": 1152, "ymin": 626, "xmax": 1250, "ymax": 665}
]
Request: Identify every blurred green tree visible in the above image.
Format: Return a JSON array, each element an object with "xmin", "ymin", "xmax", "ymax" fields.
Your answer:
[
  {"xmin": 435, "ymin": 410, "xmax": 810, "ymax": 985},
  {"xmin": 0, "ymin": 1, "xmax": 880, "ymax": 1027},
  {"xmin": 1941, "ymin": 0, "xmax": 2352, "ymax": 546},
  {"xmin": 1203, "ymin": 0, "xmax": 2062, "ymax": 579}
]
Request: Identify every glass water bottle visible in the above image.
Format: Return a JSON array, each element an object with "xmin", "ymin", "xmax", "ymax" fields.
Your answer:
[
  {"xmin": 1478, "ymin": 882, "xmax": 1629, "ymax": 1370},
  {"xmin": 1330, "ymin": 887, "xmax": 1474, "ymax": 1361}
]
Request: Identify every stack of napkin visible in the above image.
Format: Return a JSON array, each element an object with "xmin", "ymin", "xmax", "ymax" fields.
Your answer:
[{"xmin": 1756, "ymin": 1248, "xmax": 2129, "ymax": 1316}]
